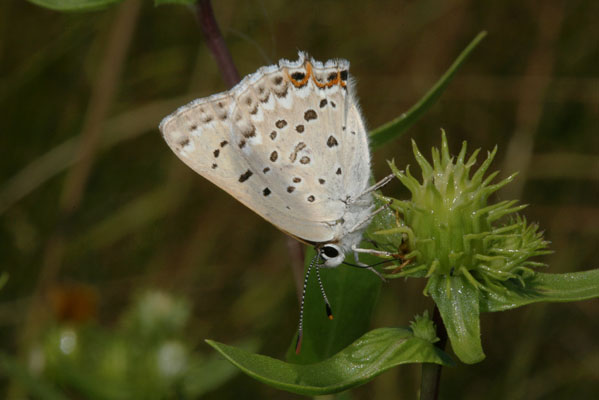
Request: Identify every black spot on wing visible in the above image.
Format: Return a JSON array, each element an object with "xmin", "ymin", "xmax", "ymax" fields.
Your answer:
[
  {"xmin": 290, "ymin": 142, "xmax": 306, "ymax": 162},
  {"xmin": 242, "ymin": 124, "xmax": 256, "ymax": 138},
  {"xmin": 239, "ymin": 170, "xmax": 253, "ymax": 182},
  {"xmin": 304, "ymin": 109, "xmax": 317, "ymax": 121},
  {"xmin": 291, "ymin": 71, "xmax": 305, "ymax": 81}
]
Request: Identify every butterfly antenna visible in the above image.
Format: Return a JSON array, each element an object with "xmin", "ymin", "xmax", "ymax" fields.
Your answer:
[
  {"xmin": 315, "ymin": 266, "xmax": 334, "ymax": 320},
  {"xmin": 295, "ymin": 252, "xmax": 317, "ymax": 354}
]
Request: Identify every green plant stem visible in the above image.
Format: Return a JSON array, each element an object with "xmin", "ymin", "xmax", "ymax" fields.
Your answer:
[{"xmin": 420, "ymin": 306, "xmax": 448, "ymax": 400}]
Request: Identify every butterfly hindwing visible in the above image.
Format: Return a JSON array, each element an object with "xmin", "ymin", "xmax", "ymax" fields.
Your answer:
[
  {"xmin": 160, "ymin": 53, "xmax": 372, "ymax": 244},
  {"xmin": 231, "ymin": 58, "xmax": 353, "ymax": 223}
]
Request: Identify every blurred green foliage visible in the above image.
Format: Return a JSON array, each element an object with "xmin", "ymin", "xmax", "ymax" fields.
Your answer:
[
  {"xmin": 1, "ymin": 0, "xmax": 598, "ymax": 399},
  {"xmin": 2, "ymin": 290, "xmax": 245, "ymax": 398}
]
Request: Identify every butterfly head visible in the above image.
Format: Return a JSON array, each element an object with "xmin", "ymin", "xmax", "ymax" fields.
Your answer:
[{"xmin": 319, "ymin": 244, "xmax": 345, "ymax": 267}]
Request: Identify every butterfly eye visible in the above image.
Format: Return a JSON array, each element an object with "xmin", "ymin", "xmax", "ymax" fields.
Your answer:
[
  {"xmin": 320, "ymin": 244, "xmax": 344, "ymax": 268},
  {"xmin": 322, "ymin": 245, "xmax": 340, "ymax": 259}
]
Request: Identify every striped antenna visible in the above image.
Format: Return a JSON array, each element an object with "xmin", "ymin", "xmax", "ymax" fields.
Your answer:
[
  {"xmin": 315, "ymin": 266, "xmax": 334, "ymax": 320},
  {"xmin": 295, "ymin": 250, "xmax": 334, "ymax": 354}
]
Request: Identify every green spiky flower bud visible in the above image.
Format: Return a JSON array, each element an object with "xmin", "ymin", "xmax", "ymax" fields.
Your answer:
[{"xmin": 382, "ymin": 132, "xmax": 550, "ymax": 292}]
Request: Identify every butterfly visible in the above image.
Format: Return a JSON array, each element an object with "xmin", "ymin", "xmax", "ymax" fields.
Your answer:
[{"xmin": 159, "ymin": 52, "xmax": 393, "ymax": 351}]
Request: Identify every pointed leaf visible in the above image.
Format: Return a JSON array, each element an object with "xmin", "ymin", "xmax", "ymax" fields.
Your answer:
[
  {"xmin": 26, "ymin": 0, "xmax": 122, "ymax": 11},
  {"xmin": 428, "ymin": 274, "xmax": 484, "ymax": 364},
  {"xmin": 207, "ymin": 327, "xmax": 453, "ymax": 396},
  {"xmin": 480, "ymin": 269, "xmax": 599, "ymax": 312},
  {"xmin": 369, "ymin": 31, "xmax": 487, "ymax": 149},
  {"xmin": 183, "ymin": 339, "xmax": 257, "ymax": 397},
  {"xmin": 155, "ymin": 0, "xmax": 196, "ymax": 5}
]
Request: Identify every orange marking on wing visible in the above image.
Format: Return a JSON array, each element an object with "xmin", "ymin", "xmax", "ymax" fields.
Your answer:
[
  {"xmin": 327, "ymin": 72, "xmax": 340, "ymax": 87},
  {"xmin": 287, "ymin": 62, "xmax": 312, "ymax": 88},
  {"xmin": 308, "ymin": 65, "xmax": 346, "ymax": 88},
  {"xmin": 304, "ymin": 62, "xmax": 313, "ymax": 84}
]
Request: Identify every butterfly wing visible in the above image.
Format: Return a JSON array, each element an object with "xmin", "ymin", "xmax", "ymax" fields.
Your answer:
[
  {"xmin": 340, "ymin": 101, "xmax": 372, "ymax": 200},
  {"xmin": 160, "ymin": 53, "xmax": 371, "ymax": 244}
]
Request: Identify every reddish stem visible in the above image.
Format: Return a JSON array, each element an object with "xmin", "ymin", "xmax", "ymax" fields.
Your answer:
[{"xmin": 194, "ymin": 0, "xmax": 240, "ymax": 88}]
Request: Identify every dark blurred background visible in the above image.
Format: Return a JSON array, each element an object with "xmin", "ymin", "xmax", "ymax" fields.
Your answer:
[{"xmin": 0, "ymin": 0, "xmax": 597, "ymax": 398}]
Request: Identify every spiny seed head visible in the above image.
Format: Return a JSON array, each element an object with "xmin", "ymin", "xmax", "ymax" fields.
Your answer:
[
  {"xmin": 384, "ymin": 131, "xmax": 550, "ymax": 288},
  {"xmin": 410, "ymin": 311, "xmax": 439, "ymax": 343}
]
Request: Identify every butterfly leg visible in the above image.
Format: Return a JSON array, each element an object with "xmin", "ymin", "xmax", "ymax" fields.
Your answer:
[
  {"xmin": 352, "ymin": 245, "xmax": 396, "ymax": 258},
  {"xmin": 348, "ymin": 235, "xmax": 391, "ymax": 281},
  {"xmin": 349, "ymin": 174, "xmax": 394, "ymax": 203},
  {"xmin": 347, "ymin": 203, "xmax": 388, "ymax": 234}
]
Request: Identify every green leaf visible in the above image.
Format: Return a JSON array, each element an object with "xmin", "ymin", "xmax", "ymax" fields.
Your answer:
[
  {"xmin": 206, "ymin": 327, "xmax": 453, "ymax": 396},
  {"xmin": 480, "ymin": 269, "xmax": 599, "ymax": 312},
  {"xmin": 0, "ymin": 352, "xmax": 68, "ymax": 400},
  {"xmin": 369, "ymin": 31, "xmax": 487, "ymax": 149},
  {"xmin": 428, "ymin": 274, "xmax": 484, "ymax": 364},
  {"xmin": 285, "ymin": 247, "xmax": 382, "ymax": 364},
  {"xmin": 183, "ymin": 339, "xmax": 257, "ymax": 397},
  {"xmin": 155, "ymin": 0, "xmax": 196, "ymax": 5},
  {"xmin": 26, "ymin": 0, "xmax": 123, "ymax": 12}
]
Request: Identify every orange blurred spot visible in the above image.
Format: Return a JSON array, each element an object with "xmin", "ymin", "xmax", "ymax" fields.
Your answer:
[{"xmin": 48, "ymin": 283, "xmax": 98, "ymax": 323}]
